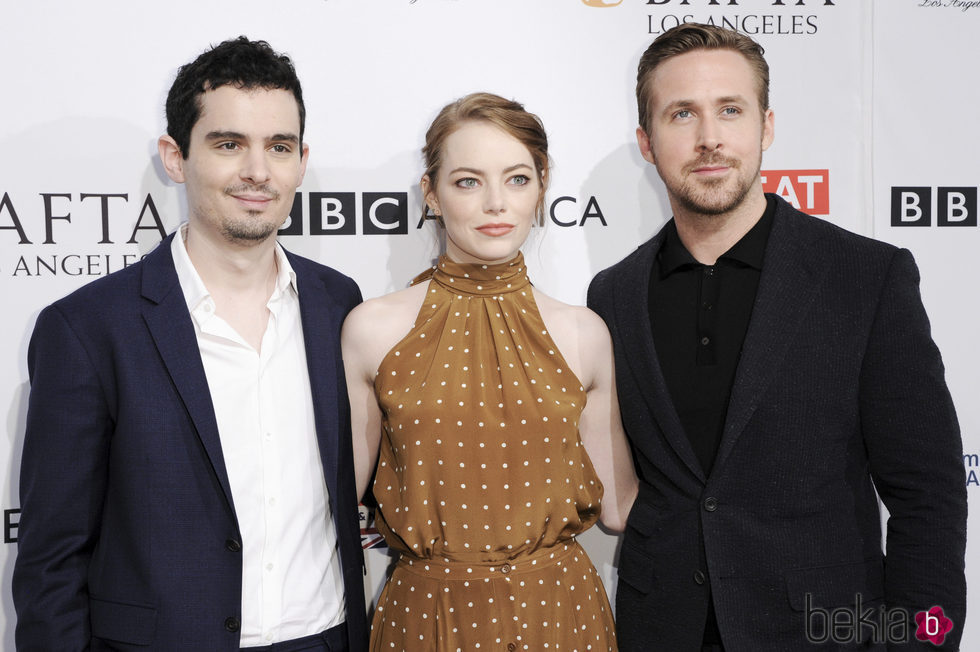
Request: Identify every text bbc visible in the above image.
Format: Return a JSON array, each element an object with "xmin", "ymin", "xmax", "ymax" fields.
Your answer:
[{"xmin": 891, "ymin": 187, "xmax": 977, "ymax": 227}]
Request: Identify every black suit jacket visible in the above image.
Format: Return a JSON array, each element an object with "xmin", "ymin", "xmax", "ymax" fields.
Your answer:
[
  {"xmin": 13, "ymin": 234, "xmax": 368, "ymax": 651},
  {"xmin": 588, "ymin": 196, "xmax": 966, "ymax": 651}
]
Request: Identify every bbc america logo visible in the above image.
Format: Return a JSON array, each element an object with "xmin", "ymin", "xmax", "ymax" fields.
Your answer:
[
  {"xmin": 278, "ymin": 191, "xmax": 409, "ymax": 236},
  {"xmin": 891, "ymin": 187, "xmax": 977, "ymax": 227}
]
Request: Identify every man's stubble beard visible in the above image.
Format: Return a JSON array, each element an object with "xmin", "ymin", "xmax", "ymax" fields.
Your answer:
[
  {"xmin": 220, "ymin": 212, "xmax": 284, "ymax": 243},
  {"xmin": 220, "ymin": 183, "xmax": 285, "ymax": 243},
  {"xmin": 665, "ymin": 152, "xmax": 762, "ymax": 218}
]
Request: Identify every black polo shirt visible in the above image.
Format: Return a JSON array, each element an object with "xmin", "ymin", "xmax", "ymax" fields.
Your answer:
[
  {"xmin": 648, "ymin": 195, "xmax": 776, "ymax": 647},
  {"xmin": 648, "ymin": 195, "xmax": 775, "ymax": 475}
]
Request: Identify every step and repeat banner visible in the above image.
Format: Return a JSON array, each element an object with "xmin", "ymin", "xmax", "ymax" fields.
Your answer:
[{"xmin": 1, "ymin": 0, "xmax": 976, "ymax": 648}]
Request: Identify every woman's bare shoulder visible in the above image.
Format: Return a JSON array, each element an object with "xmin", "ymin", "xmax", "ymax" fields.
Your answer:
[
  {"xmin": 342, "ymin": 282, "xmax": 429, "ymax": 359},
  {"xmin": 531, "ymin": 288, "xmax": 613, "ymax": 388},
  {"xmin": 347, "ymin": 283, "xmax": 427, "ymax": 324},
  {"xmin": 532, "ymin": 288, "xmax": 610, "ymax": 340}
]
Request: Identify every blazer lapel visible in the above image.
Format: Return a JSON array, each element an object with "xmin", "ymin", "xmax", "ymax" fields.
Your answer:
[
  {"xmin": 711, "ymin": 204, "xmax": 825, "ymax": 475},
  {"xmin": 618, "ymin": 228, "xmax": 706, "ymax": 483},
  {"xmin": 140, "ymin": 235, "xmax": 237, "ymax": 517},
  {"xmin": 289, "ymin": 254, "xmax": 343, "ymax": 508}
]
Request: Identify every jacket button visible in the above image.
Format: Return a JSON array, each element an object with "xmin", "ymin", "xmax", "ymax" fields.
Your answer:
[
  {"xmin": 507, "ymin": 643, "xmax": 517, "ymax": 651},
  {"xmin": 694, "ymin": 570, "xmax": 706, "ymax": 585},
  {"xmin": 225, "ymin": 538, "xmax": 242, "ymax": 552},
  {"xmin": 224, "ymin": 617, "xmax": 241, "ymax": 632},
  {"xmin": 703, "ymin": 496, "xmax": 718, "ymax": 512}
]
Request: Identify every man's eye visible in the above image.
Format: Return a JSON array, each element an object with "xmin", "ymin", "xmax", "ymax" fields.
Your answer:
[{"xmin": 271, "ymin": 144, "xmax": 291, "ymax": 153}]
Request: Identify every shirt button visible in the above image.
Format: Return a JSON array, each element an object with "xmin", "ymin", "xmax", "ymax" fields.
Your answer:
[
  {"xmin": 225, "ymin": 538, "xmax": 241, "ymax": 552},
  {"xmin": 702, "ymin": 302, "xmax": 713, "ymax": 311},
  {"xmin": 704, "ymin": 496, "xmax": 718, "ymax": 512},
  {"xmin": 694, "ymin": 570, "xmax": 706, "ymax": 585},
  {"xmin": 266, "ymin": 563, "xmax": 274, "ymax": 572},
  {"xmin": 501, "ymin": 563, "xmax": 512, "ymax": 574},
  {"xmin": 224, "ymin": 617, "xmax": 240, "ymax": 632},
  {"xmin": 704, "ymin": 267, "xmax": 715, "ymax": 277},
  {"xmin": 507, "ymin": 643, "xmax": 517, "ymax": 651},
  {"xmin": 268, "ymin": 497, "xmax": 277, "ymax": 507},
  {"xmin": 700, "ymin": 336, "xmax": 710, "ymax": 346}
]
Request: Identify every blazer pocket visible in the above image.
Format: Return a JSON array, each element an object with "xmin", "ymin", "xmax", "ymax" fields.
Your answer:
[
  {"xmin": 617, "ymin": 540, "xmax": 657, "ymax": 594},
  {"xmin": 617, "ymin": 500, "xmax": 660, "ymax": 594},
  {"xmin": 90, "ymin": 596, "xmax": 158, "ymax": 646},
  {"xmin": 785, "ymin": 558, "xmax": 885, "ymax": 611}
]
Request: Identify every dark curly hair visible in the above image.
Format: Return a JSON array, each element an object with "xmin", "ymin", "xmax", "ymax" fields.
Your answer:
[{"xmin": 165, "ymin": 36, "xmax": 305, "ymax": 158}]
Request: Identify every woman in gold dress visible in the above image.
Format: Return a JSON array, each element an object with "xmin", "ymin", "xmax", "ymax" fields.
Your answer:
[{"xmin": 342, "ymin": 92, "xmax": 637, "ymax": 651}]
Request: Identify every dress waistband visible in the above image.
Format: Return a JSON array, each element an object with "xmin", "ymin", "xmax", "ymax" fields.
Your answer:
[{"xmin": 397, "ymin": 541, "xmax": 581, "ymax": 581}]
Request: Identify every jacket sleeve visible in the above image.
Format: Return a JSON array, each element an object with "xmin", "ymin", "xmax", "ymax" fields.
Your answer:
[
  {"xmin": 13, "ymin": 304, "xmax": 112, "ymax": 651},
  {"xmin": 586, "ymin": 269, "xmax": 611, "ymax": 319},
  {"xmin": 859, "ymin": 248, "xmax": 967, "ymax": 650}
]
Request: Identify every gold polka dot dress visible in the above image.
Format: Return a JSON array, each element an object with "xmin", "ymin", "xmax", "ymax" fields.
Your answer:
[{"xmin": 370, "ymin": 254, "xmax": 617, "ymax": 651}]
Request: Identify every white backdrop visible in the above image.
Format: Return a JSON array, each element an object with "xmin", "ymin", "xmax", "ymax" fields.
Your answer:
[{"xmin": 1, "ymin": 0, "xmax": 977, "ymax": 649}]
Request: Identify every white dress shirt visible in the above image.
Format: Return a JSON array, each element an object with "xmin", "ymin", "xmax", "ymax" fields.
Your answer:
[{"xmin": 172, "ymin": 226, "xmax": 345, "ymax": 646}]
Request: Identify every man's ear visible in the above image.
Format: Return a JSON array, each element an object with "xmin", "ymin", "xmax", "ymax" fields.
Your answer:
[
  {"xmin": 761, "ymin": 108, "xmax": 775, "ymax": 152},
  {"xmin": 158, "ymin": 135, "xmax": 186, "ymax": 183},
  {"xmin": 636, "ymin": 126, "xmax": 656, "ymax": 166},
  {"xmin": 297, "ymin": 142, "xmax": 310, "ymax": 185}
]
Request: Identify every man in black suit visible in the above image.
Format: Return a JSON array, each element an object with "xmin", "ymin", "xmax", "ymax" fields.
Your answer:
[
  {"xmin": 13, "ymin": 38, "xmax": 367, "ymax": 651},
  {"xmin": 588, "ymin": 23, "xmax": 966, "ymax": 651}
]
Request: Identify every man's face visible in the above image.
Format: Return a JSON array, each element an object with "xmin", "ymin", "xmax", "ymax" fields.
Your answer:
[
  {"xmin": 161, "ymin": 85, "xmax": 308, "ymax": 245},
  {"xmin": 637, "ymin": 48, "xmax": 774, "ymax": 217}
]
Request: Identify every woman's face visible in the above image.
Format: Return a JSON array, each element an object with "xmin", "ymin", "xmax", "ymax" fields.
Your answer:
[{"xmin": 423, "ymin": 121, "xmax": 541, "ymax": 266}]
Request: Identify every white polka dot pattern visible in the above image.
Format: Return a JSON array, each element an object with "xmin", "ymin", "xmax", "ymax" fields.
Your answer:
[{"xmin": 369, "ymin": 254, "xmax": 615, "ymax": 650}]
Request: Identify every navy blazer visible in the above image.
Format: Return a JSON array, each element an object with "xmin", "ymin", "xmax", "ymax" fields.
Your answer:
[
  {"xmin": 13, "ymin": 234, "xmax": 368, "ymax": 651},
  {"xmin": 588, "ymin": 196, "xmax": 966, "ymax": 651}
]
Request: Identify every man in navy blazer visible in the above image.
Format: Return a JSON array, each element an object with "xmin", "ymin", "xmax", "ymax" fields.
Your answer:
[
  {"xmin": 13, "ymin": 38, "xmax": 367, "ymax": 651},
  {"xmin": 588, "ymin": 24, "xmax": 966, "ymax": 651}
]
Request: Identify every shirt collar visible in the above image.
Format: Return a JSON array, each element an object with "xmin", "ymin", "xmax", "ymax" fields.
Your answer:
[
  {"xmin": 721, "ymin": 193, "xmax": 775, "ymax": 270},
  {"xmin": 658, "ymin": 193, "xmax": 776, "ymax": 277},
  {"xmin": 272, "ymin": 243, "xmax": 299, "ymax": 298},
  {"xmin": 171, "ymin": 224, "xmax": 299, "ymax": 326},
  {"xmin": 658, "ymin": 221, "xmax": 699, "ymax": 277}
]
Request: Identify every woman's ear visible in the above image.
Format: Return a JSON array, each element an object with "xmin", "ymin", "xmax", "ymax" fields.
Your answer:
[{"xmin": 421, "ymin": 174, "xmax": 440, "ymax": 215}]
